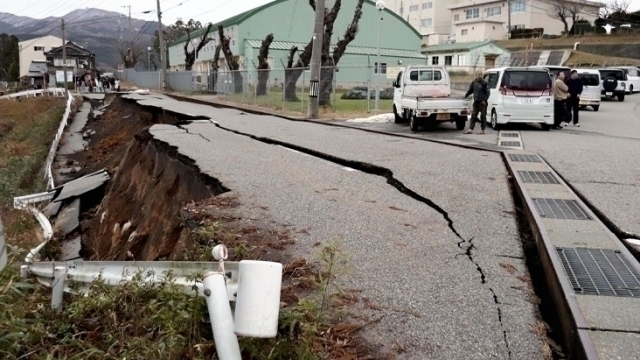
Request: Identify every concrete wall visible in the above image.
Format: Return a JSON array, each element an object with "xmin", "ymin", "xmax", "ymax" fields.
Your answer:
[
  {"xmin": 18, "ymin": 35, "xmax": 63, "ymax": 78},
  {"xmin": 454, "ymin": 21, "xmax": 505, "ymax": 42}
]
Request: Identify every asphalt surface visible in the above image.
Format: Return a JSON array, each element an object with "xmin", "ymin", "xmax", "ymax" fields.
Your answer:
[{"xmin": 138, "ymin": 95, "xmax": 544, "ymax": 359}]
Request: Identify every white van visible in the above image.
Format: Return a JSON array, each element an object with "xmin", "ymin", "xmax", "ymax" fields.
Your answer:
[
  {"xmin": 483, "ymin": 67, "xmax": 554, "ymax": 130},
  {"xmin": 574, "ymin": 69, "xmax": 601, "ymax": 111},
  {"xmin": 616, "ymin": 66, "xmax": 640, "ymax": 93}
]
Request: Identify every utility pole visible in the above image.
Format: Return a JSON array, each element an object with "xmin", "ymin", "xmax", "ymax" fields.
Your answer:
[
  {"xmin": 507, "ymin": 0, "xmax": 511, "ymax": 39},
  {"xmin": 308, "ymin": 0, "xmax": 326, "ymax": 118},
  {"xmin": 156, "ymin": 0, "xmax": 167, "ymax": 90},
  {"xmin": 61, "ymin": 19, "xmax": 67, "ymax": 93},
  {"xmin": 122, "ymin": 5, "xmax": 132, "ymax": 38}
]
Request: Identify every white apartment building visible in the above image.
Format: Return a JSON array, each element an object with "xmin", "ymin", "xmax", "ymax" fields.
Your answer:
[
  {"xmin": 385, "ymin": 0, "xmax": 603, "ymax": 45},
  {"xmin": 18, "ymin": 35, "xmax": 63, "ymax": 78}
]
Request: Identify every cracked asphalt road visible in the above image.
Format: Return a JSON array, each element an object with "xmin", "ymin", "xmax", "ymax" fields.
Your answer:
[{"xmin": 139, "ymin": 95, "xmax": 544, "ymax": 359}]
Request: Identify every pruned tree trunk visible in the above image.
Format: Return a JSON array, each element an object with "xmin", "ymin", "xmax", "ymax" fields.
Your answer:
[
  {"xmin": 211, "ymin": 44, "xmax": 222, "ymax": 93},
  {"xmin": 256, "ymin": 33, "xmax": 274, "ymax": 96},
  {"xmin": 184, "ymin": 24, "xmax": 214, "ymax": 71},
  {"xmin": 218, "ymin": 24, "xmax": 243, "ymax": 93},
  {"xmin": 319, "ymin": 0, "xmax": 364, "ymax": 106}
]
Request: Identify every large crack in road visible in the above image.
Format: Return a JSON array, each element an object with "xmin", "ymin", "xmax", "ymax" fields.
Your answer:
[{"xmin": 204, "ymin": 122, "xmax": 513, "ymax": 358}]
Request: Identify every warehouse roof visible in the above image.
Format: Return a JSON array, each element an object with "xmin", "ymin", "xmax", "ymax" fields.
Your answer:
[
  {"xmin": 245, "ymin": 39, "xmax": 425, "ymax": 58},
  {"xmin": 422, "ymin": 40, "xmax": 509, "ymax": 54}
]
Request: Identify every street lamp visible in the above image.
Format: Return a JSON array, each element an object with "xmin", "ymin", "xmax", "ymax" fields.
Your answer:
[
  {"xmin": 375, "ymin": 0, "xmax": 385, "ymax": 112},
  {"xmin": 148, "ymin": 47, "xmax": 152, "ymax": 71}
]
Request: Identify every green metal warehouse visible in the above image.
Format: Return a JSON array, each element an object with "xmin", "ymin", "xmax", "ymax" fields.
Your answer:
[{"xmin": 167, "ymin": 0, "xmax": 425, "ymax": 86}]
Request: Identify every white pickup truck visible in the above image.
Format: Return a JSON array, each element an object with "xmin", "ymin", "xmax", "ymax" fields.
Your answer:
[{"xmin": 392, "ymin": 65, "xmax": 471, "ymax": 131}]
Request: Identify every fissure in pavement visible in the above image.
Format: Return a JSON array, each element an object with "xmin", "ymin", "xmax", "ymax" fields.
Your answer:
[{"xmin": 208, "ymin": 122, "xmax": 512, "ymax": 358}]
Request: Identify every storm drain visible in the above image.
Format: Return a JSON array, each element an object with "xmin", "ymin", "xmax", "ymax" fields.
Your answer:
[
  {"xmin": 509, "ymin": 154, "xmax": 541, "ymax": 163},
  {"xmin": 500, "ymin": 133, "xmax": 520, "ymax": 138},
  {"xmin": 532, "ymin": 198, "xmax": 592, "ymax": 220},
  {"xmin": 500, "ymin": 141, "xmax": 521, "ymax": 147},
  {"xmin": 556, "ymin": 247, "xmax": 640, "ymax": 297},
  {"xmin": 519, "ymin": 171, "xmax": 559, "ymax": 184}
]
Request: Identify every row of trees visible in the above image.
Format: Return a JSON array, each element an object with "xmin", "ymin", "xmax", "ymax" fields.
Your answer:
[
  {"xmin": 0, "ymin": 33, "xmax": 19, "ymax": 81},
  {"xmin": 547, "ymin": 0, "xmax": 640, "ymax": 36}
]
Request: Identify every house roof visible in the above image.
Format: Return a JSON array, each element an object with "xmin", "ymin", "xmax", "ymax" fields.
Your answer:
[
  {"xmin": 245, "ymin": 39, "xmax": 425, "ymax": 59},
  {"xmin": 45, "ymin": 41, "xmax": 94, "ymax": 57},
  {"xmin": 422, "ymin": 40, "xmax": 509, "ymax": 54},
  {"xmin": 169, "ymin": 0, "xmax": 422, "ymax": 47},
  {"xmin": 28, "ymin": 61, "xmax": 47, "ymax": 73}
]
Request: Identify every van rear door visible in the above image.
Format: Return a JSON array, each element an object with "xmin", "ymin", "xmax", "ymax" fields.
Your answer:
[
  {"xmin": 578, "ymin": 72, "xmax": 600, "ymax": 100},
  {"xmin": 499, "ymin": 70, "xmax": 552, "ymax": 110}
]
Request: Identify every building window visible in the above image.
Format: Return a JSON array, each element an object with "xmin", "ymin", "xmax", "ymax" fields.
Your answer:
[
  {"xmin": 461, "ymin": 29, "xmax": 468, "ymax": 35},
  {"xmin": 374, "ymin": 62, "xmax": 387, "ymax": 75},
  {"xmin": 422, "ymin": 2, "xmax": 432, "ymax": 10},
  {"xmin": 513, "ymin": 24, "xmax": 525, "ymax": 30},
  {"xmin": 511, "ymin": 0, "xmax": 525, "ymax": 13},
  {"xmin": 421, "ymin": 18, "xmax": 433, "ymax": 27},
  {"xmin": 466, "ymin": 8, "xmax": 479, "ymax": 19},
  {"xmin": 34, "ymin": 46, "xmax": 45, "ymax": 51},
  {"xmin": 458, "ymin": 55, "xmax": 466, "ymax": 65},
  {"xmin": 53, "ymin": 58, "xmax": 75, "ymax": 66},
  {"xmin": 409, "ymin": 5, "xmax": 419, "ymax": 12},
  {"xmin": 487, "ymin": 6, "xmax": 501, "ymax": 16},
  {"xmin": 445, "ymin": 56, "xmax": 453, "ymax": 66},
  {"xmin": 431, "ymin": 56, "xmax": 439, "ymax": 65},
  {"xmin": 454, "ymin": 14, "xmax": 460, "ymax": 21}
]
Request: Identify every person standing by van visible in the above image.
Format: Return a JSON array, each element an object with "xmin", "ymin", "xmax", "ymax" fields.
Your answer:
[
  {"xmin": 565, "ymin": 70, "xmax": 583, "ymax": 127},
  {"xmin": 553, "ymin": 71, "xmax": 569, "ymax": 129},
  {"xmin": 463, "ymin": 72, "xmax": 490, "ymax": 134}
]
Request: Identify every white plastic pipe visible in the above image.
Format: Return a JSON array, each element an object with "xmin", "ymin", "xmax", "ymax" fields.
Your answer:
[
  {"xmin": 52, "ymin": 266, "xmax": 66, "ymax": 310},
  {"xmin": 203, "ymin": 272, "xmax": 241, "ymax": 360},
  {"xmin": 234, "ymin": 260, "xmax": 283, "ymax": 338}
]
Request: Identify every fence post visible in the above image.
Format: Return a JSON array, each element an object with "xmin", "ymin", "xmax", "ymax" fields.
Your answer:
[
  {"xmin": 52, "ymin": 266, "xmax": 66, "ymax": 310},
  {"xmin": 203, "ymin": 272, "xmax": 241, "ymax": 360},
  {"xmin": 332, "ymin": 66, "xmax": 337, "ymax": 114},
  {"xmin": 367, "ymin": 56, "xmax": 371, "ymax": 113},
  {"xmin": 301, "ymin": 67, "xmax": 305, "ymax": 113}
]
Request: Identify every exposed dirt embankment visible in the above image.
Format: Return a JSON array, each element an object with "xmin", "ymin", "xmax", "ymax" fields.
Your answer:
[{"xmin": 83, "ymin": 131, "xmax": 228, "ymax": 261}]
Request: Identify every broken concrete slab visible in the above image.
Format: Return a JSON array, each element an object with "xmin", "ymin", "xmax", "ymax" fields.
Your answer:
[
  {"xmin": 60, "ymin": 236, "xmax": 82, "ymax": 261},
  {"xmin": 52, "ymin": 170, "xmax": 110, "ymax": 203},
  {"xmin": 42, "ymin": 201, "xmax": 62, "ymax": 218},
  {"xmin": 82, "ymin": 94, "xmax": 105, "ymax": 101},
  {"xmin": 52, "ymin": 198, "xmax": 80, "ymax": 237}
]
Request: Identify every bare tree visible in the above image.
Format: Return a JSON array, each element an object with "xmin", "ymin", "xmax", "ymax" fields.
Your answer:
[
  {"xmin": 256, "ymin": 33, "xmax": 274, "ymax": 96},
  {"xmin": 117, "ymin": 41, "xmax": 144, "ymax": 68},
  {"xmin": 184, "ymin": 23, "xmax": 214, "ymax": 71},
  {"xmin": 284, "ymin": 0, "xmax": 365, "ymax": 104},
  {"xmin": 600, "ymin": 0, "xmax": 630, "ymax": 18},
  {"xmin": 218, "ymin": 25, "xmax": 243, "ymax": 94}
]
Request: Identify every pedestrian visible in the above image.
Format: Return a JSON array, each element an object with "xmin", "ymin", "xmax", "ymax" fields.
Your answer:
[
  {"xmin": 463, "ymin": 71, "xmax": 490, "ymax": 135},
  {"xmin": 565, "ymin": 70, "xmax": 583, "ymax": 127},
  {"xmin": 553, "ymin": 71, "xmax": 569, "ymax": 130},
  {"xmin": 115, "ymin": 79, "xmax": 120, "ymax": 92}
]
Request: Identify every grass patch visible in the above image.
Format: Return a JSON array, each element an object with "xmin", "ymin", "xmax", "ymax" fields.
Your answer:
[
  {"xmin": 565, "ymin": 50, "xmax": 640, "ymax": 67},
  {"xmin": 497, "ymin": 34, "xmax": 640, "ymax": 50}
]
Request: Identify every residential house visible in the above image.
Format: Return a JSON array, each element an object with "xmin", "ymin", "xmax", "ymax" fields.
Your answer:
[
  {"xmin": 422, "ymin": 40, "xmax": 511, "ymax": 73},
  {"xmin": 26, "ymin": 61, "xmax": 48, "ymax": 88},
  {"xmin": 385, "ymin": 0, "xmax": 603, "ymax": 44},
  {"xmin": 18, "ymin": 35, "xmax": 63, "ymax": 78},
  {"xmin": 44, "ymin": 41, "xmax": 96, "ymax": 87}
]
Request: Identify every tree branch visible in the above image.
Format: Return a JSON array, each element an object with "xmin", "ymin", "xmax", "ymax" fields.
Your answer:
[{"xmin": 332, "ymin": 0, "xmax": 364, "ymax": 65}]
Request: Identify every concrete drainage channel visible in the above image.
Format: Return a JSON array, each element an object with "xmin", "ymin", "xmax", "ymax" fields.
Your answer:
[{"xmin": 498, "ymin": 131, "xmax": 524, "ymax": 150}]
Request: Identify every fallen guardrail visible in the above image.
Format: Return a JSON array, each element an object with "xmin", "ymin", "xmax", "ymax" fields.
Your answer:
[
  {"xmin": 20, "ymin": 245, "xmax": 282, "ymax": 360},
  {"xmin": 44, "ymin": 91, "xmax": 74, "ymax": 190}
]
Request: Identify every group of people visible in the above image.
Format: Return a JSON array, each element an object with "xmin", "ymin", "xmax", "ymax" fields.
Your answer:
[
  {"xmin": 553, "ymin": 70, "xmax": 583, "ymax": 129},
  {"xmin": 77, "ymin": 77, "xmax": 120, "ymax": 93}
]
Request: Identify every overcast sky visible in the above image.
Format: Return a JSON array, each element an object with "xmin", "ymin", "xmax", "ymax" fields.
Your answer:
[{"xmin": 3, "ymin": 0, "xmax": 640, "ymax": 23}]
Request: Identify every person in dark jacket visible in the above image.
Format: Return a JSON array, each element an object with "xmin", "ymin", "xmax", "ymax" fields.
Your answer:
[
  {"xmin": 565, "ymin": 70, "xmax": 583, "ymax": 127},
  {"xmin": 463, "ymin": 72, "xmax": 491, "ymax": 134}
]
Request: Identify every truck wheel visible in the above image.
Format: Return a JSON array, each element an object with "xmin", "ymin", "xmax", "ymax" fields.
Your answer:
[
  {"xmin": 410, "ymin": 115, "xmax": 420, "ymax": 132},
  {"xmin": 593, "ymin": 105, "xmax": 599, "ymax": 112},
  {"xmin": 393, "ymin": 105, "xmax": 402, "ymax": 123},
  {"xmin": 490, "ymin": 111, "xmax": 500, "ymax": 130},
  {"xmin": 455, "ymin": 115, "xmax": 466, "ymax": 130},
  {"xmin": 618, "ymin": 94, "xmax": 625, "ymax": 102}
]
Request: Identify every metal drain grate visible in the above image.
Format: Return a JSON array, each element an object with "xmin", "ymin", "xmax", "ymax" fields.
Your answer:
[
  {"xmin": 501, "ymin": 133, "xmax": 520, "ymax": 138},
  {"xmin": 509, "ymin": 154, "xmax": 541, "ymax": 163},
  {"xmin": 500, "ymin": 141, "xmax": 521, "ymax": 147},
  {"xmin": 556, "ymin": 247, "xmax": 640, "ymax": 297},
  {"xmin": 518, "ymin": 171, "xmax": 559, "ymax": 184},
  {"xmin": 532, "ymin": 198, "xmax": 592, "ymax": 220}
]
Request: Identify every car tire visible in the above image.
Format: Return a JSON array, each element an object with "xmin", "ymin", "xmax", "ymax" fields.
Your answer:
[
  {"xmin": 455, "ymin": 115, "xmax": 466, "ymax": 130},
  {"xmin": 410, "ymin": 115, "xmax": 420, "ymax": 132},
  {"xmin": 618, "ymin": 94, "xmax": 625, "ymax": 102},
  {"xmin": 541, "ymin": 124, "xmax": 552, "ymax": 131},
  {"xmin": 593, "ymin": 105, "xmax": 599, "ymax": 112},
  {"xmin": 393, "ymin": 105, "xmax": 402, "ymax": 123},
  {"xmin": 490, "ymin": 110, "xmax": 500, "ymax": 130}
]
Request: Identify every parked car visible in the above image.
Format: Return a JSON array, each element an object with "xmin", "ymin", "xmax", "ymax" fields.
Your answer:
[
  {"xmin": 612, "ymin": 66, "xmax": 640, "ymax": 93},
  {"xmin": 574, "ymin": 68, "xmax": 601, "ymax": 111},
  {"xmin": 598, "ymin": 68, "xmax": 627, "ymax": 101},
  {"xmin": 392, "ymin": 65, "xmax": 471, "ymax": 131},
  {"xmin": 483, "ymin": 67, "xmax": 554, "ymax": 130}
]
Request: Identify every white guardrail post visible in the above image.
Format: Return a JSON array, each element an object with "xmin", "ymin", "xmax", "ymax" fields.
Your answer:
[{"xmin": 0, "ymin": 215, "xmax": 6, "ymax": 271}]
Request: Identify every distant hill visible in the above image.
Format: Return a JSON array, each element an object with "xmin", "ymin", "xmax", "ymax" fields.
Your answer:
[{"xmin": 0, "ymin": 9, "xmax": 158, "ymax": 69}]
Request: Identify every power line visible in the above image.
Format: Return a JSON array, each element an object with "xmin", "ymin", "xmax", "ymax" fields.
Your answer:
[{"xmin": 11, "ymin": 0, "xmax": 47, "ymax": 16}]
